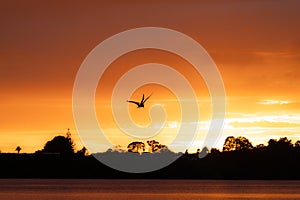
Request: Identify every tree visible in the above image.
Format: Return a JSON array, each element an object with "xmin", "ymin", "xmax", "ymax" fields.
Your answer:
[
  {"xmin": 268, "ymin": 139, "xmax": 277, "ymax": 147},
  {"xmin": 15, "ymin": 146, "xmax": 21, "ymax": 154},
  {"xmin": 223, "ymin": 136, "xmax": 253, "ymax": 151},
  {"xmin": 235, "ymin": 136, "xmax": 253, "ymax": 150},
  {"xmin": 41, "ymin": 132, "xmax": 75, "ymax": 155},
  {"xmin": 277, "ymin": 137, "xmax": 293, "ymax": 148},
  {"xmin": 127, "ymin": 141, "xmax": 145, "ymax": 153},
  {"xmin": 268, "ymin": 137, "xmax": 292, "ymax": 148},
  {"xmin": 223, "ymin": 136, "xmax": 236, "ymax": 151},
  {"xmin": 210, "ymin": 148, "xmax": 220, "ymax": 154},
  {"xmin": 295, "ymin": 140, "xmax": 300, "ymax": 148},
  {"xmin": 146, "ymin": 140, "xmax": 167, "ymax": 152},
  {"xmin": 185, "ymin": 149, "xmax": 189, "ymax": 154},
  {"xmin": 76, "ymin": 147, "xmax": 88, "ymax": 156},
  {"xmin": 267, "ymin": 137, "xmax": 293, "ymax": 151}
]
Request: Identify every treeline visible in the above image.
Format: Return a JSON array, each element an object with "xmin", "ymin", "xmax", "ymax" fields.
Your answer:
[{"xmin": 1, "ymin": 131, "xmax": 300, "ymax": 179}]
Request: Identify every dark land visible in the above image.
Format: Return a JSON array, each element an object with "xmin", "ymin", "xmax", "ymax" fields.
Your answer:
[{"xmin": 1, "ymin": 135, "xmax": 300, "ymax": 179}]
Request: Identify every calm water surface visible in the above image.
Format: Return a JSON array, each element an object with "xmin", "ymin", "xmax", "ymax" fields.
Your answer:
[{"xmin": 0, "ymin": 179, "xmax": 300, "ymax": 200}]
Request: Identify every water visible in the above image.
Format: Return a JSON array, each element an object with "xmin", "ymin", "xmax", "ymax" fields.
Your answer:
[{"xmin": 0, "ymin": 179, "xmax": 300, "ymax": 200}]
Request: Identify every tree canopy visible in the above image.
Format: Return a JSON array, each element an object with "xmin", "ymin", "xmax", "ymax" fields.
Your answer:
[
  {"xmin": 15, "ymin": 146, "xmax": 21, "ymax": 154},
  {"xmin": 40, "ymin": 135, "xmax": 75, "ymax": 155},
  {"xmin": 223, "ymin": 136, "xmax": 253, "ymax": 151},
  {"xmin": 267, "ymin": 137, "xmax": 293, "ymax": 153},
  {"xmin": 147, "ymin": 140, "xmax": 167, "ymax": 152},
  {"xmin": 127, "ymin": 141, "xmax": 145, "ymax": 153}
]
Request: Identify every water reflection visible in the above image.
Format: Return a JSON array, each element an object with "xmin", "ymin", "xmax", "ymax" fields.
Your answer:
[{"xmin": 0, "ymin": 179, "xmax": 300, "ymax": 200}]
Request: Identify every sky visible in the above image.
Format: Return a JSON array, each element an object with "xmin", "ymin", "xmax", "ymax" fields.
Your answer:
[{"xmin": 0, "ymin": 0, "xmax": 300, "ymax": 153}]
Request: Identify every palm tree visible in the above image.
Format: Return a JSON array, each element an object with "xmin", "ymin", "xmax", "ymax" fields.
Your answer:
[{"xmin": 16, "ymin": 146, "xmax": 21, "ymax": 154}]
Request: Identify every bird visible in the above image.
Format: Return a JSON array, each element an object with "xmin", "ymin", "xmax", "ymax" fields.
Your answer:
[{"xmin": 127, "ymin": 94, "xmax": 151, "ymax": 108}]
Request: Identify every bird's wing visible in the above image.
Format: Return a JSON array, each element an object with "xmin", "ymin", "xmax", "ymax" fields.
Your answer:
[
  {"xmin": 143, "ymin": 94, "xmax": 151, "ymax": 103},
  {"xmin": 127, "ymin": 100, "xmax": 140, "ymax": 106},
  {"xmin": 141, "ymin": 94, "xmax": 145, "ymax": 102}
]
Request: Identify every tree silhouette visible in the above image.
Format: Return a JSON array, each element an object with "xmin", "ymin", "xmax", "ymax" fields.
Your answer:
[
  {"xmin": 268, "ymin": 139, "xmax": 277, "ymax": 147},
  {"xmin": 185, "ymin": 149, "xmax": 189, "ymax": 154},
  {"xmin": 223, "ymin": 136, "xmax": 236, "ymax": 151},
  {"xmin": 40, "ymin": 130, "xmax": 75, "ymax": 155},
  {"xmin": 15, "ymin": 146, "xmax": 21, "ymax": 154},
  {"xmin": 235, "ymin": 136, "xmax": 253, "ymax": 150},
  {"xmin": 127, "ymin": 141, "xmax": 145, "ymax": 153},
  {"xmin": 223, "ymin": 136, "xmax": 253, "ymax": 151},
  {"xmin": 267, "ymin": 137, "xmax": 293, "ymax": 152},
  {"xmin": 76, "ymin": 147, "xmax": 88, "ymax": 156},
  {"xmin": 210, "ymin": 148, "xmax": 220, "ymax": 154},
  {"xmin": 277, "ymin": 137, "xmax": 292, "ymax": 148},
  {"xmin": 146, "ymin": 140, "xmax": 167, "ymax": 152}
]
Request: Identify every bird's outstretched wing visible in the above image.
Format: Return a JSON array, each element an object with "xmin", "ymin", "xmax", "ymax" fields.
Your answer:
[
  {"xmin": 127, "ymin": 100, "xmax": 140, "ymax": 106},
  {"xmin": 141, "ymin": 94, "xmax": 145, "ymax": 102},
  {"xmin": 142, "ymin": 94, "xmax": 151, "ymax": 103}
]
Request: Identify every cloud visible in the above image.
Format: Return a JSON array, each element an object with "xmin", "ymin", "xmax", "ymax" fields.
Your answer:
[
  {"xmin": 258, "ymin": 100, "xmax": 292, "ymax": 105},
  {"xmin": 227, "ymin": 114, "xmax": 300, "ymax": 124},
  {"xmin": 230, "ymin": 121, "xmax": 300, "ymax": 128}
]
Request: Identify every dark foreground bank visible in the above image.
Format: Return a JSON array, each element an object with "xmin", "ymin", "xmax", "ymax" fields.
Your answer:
[{"xmin": 1, "ymin": 146, "xmax": 300, "ymax": 179}]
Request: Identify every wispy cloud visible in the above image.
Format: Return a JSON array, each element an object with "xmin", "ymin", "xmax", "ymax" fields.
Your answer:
[
  {"xmin": 258, "ymin": 100, "xmax": 292, "ymax": 105},
  {"xmin": 227, "ymin": 114, "xmax": 300, "ymax": 124},
  {"xmin": 230, "ymin": 121, "xmax": 300, "ymax": 128}
]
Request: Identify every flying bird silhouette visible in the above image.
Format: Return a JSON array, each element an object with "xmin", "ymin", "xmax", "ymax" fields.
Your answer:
[{"xmin": 127, "ymin": 94, "xmax": 151, "ymax": 108}]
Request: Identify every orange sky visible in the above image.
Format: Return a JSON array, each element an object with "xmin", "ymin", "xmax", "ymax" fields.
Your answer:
[{"xmin": 0, "ymin": 0, "xmax": 300, "ymax": 153}]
